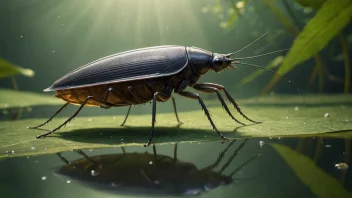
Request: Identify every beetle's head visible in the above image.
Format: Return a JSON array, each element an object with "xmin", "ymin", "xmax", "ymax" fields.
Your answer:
[{"xmin": 211, "ymin": 53, "xmax": 236, "ymax": 73}]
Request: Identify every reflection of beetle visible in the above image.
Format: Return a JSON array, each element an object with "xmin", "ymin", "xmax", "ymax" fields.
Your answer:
[
  {"xmin": 55, "ymin": 140, "xmax": 259, "ymax": 196},
  {"xmin": 28, "ymin": 33, "xmax": 286, "ymax": 146}
]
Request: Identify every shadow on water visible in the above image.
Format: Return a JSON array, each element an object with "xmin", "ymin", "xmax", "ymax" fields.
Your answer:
[
  {"xmin": 0, "ymin": 136, "xmax": 352, "ymax": 198},
  {"xmin": 55, "ymin": 140, "xmax": 258, "ymax": 197},
  {"xmin": 51, "ymin": 136, "xmax": 352, "ymax": 197},
  {"xmin": 53, "ymin": 126, "xmax": 249, "ymax": 145}
]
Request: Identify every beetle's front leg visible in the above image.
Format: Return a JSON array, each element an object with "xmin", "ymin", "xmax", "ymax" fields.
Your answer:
[
  {"xmin": 193, "ymin": 83, "xmax": 261, "ymax": 124},
  {"xmin": 175, "ymin": 90, "xmax": 228, "ymax": 142},
  {"xmin": 192, "ymin": 85, "xmax": 245, "ymax": 126}
]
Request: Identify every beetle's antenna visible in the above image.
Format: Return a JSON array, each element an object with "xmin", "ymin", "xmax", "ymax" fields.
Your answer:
[
  {"xmin": 234, "ymin": 49, "xmax": 288, "ymax": 60},
  {"xmin": 234, "ymin": 61, "xmax": 305, "ymax": 105},
  {"xmin": 228, "ymin": 30, "xmax": 272, "ymax": 56}
]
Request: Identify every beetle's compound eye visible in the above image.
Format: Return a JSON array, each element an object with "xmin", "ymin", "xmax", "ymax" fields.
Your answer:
[{"xmin": 214, "ymin": 59, "xmax": 224, "ymax": 67}]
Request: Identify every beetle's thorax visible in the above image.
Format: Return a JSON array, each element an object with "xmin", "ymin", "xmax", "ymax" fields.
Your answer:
[{"xmin": 186, "ymin": 47, "xmax": 213, "ymax": 75}]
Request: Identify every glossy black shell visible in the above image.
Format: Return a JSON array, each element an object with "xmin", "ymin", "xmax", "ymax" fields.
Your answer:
[{"xmin": 45, "ymin": 45, "xmax": 189, "ymax": 91}]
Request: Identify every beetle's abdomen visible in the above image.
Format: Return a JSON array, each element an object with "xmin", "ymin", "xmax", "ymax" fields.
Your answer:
[{"xmin": 47, "ymin": 46, "xmax": 188, "ymax": 91}]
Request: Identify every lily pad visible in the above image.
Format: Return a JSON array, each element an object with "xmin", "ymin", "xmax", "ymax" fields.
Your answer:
[
  {"xmin": 0, "ymin": 94, "xmax": 352, "ymax": 159},
  {"xmin": 272, "ymin": 143, "xmax": 352, "ymax": 198},
  {"xmin": 0, "ymin": 89, "xmax": 64, "ymax": 109}
]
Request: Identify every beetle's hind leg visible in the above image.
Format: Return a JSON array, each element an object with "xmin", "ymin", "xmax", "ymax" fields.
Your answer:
[
  {"xmin": 36, "ymin": 96, "xmax": 109, "ymax": 138},
  {"xmin": 176, "ymin": 90, "xmax": 228, "ymax": 142},
  {"xmin": 171, "ymin": 97, "xmax": 183, "ymax": 124},
  {"xmin": 194, "ymin": 83, "xmax": 261, "ymax": 124},
  {"xmin": 28, "ymin": 102, "xmax": 69, "ymax": 129},
  {"xmin": 192, "ymin": 85, "xmax": 245, "ymax": 126},
  {"xmin": 120, "ymin": 105, "xmax": 131, "ymax": 126}
]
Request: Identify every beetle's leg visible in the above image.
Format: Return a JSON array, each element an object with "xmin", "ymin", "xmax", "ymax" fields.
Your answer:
[
  {"xmin": 218, "ymin": 139, "xmax": 248, "ymax": 174},
  {"xmin": 192, "ymin": 85, "xmax": 245, "ymax": 126},
  {"xmin": 194, "ymin": 83, "xmax": 260, "ymax": 124},
  {"xmin": 175, "ymin": 90, "xmax": 228, "ymax": 141},
  {"xmin": 171, "ymin": 97, "xmax": 183, "ymax": 124},
  {"xmin": 120, "ymin": 105, "xmax": 132, "ymax": 126},
  {"xmin": 36, "ymin": 96, "xmax": 95, "ymax": 138},
  {"xmin": 173, "ymin": 143, "xmax": 178, "ymax": 166},
  {"xmin": 56, "ymin": 152, "xmax": 71, "ymax": 165},
  {"xmin": 28, "ymin": 102, "xmax": 70, "ymax": 129},
  {"xmin": 201, "ymin": 140, "xmax": 236, "ymax": 171},
  {"xmin": 144, "ymin": 92, "xmax": 169, "ymax": 147}
]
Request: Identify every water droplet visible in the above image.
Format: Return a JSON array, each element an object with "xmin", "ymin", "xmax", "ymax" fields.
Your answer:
[
  {"xmin": 66, "ymin": 180, "xmax": 71, "ymax": 184},
  {"xmin": 149, "ymin": 161, "xmax": 153, "ymax": 165},
  {"xmin": 61, "ymin": 24, "xmax": 64, "ymax": 26},
  {"xmin": 88, "ymin": 118, "xmax": 92, "ymax": 122},
  {"xmin": 324, "ymin": 145, "xmax": 332, "ymax": 148},
  {"xmin": 5, "ymin": 151, "xmax": 8, "ymax": 154},
  {"xmin": 335, "ymin": 163, "xmax": 348, "ymax": 171},
  {"xmin": 31, "ymin": 146, "xmax": 36, "ymax": 150},
  {"xmin": 58, "ymin": 15, "xmax": 60, "ymax": 18},
  {"xmin": 113, "ymin": 116, "xmax": 116, "ymax": 119},
  {"xmin": 346, "ymin": 119, "xmax": 349, "ymax": 122},
  {"xmin": 294, "ymin": 106, "xmax": 299, "ymax": 111},
  {"xmin": 41, "ymin": 176, "xmax": 47, "ymax": 180},
  {"xmin": 20, "ymin": 35, "xmax": 23, "ymax": 38},
  {"xmin": 204, "ymin": 135, "xmax": 207, "ymax": 138},
  {"xmin": 89, "ymin": 149, "xmax": 93, "ymax": 151},
  {"xmin": 278, "ymin": 137, "xmax": 281, "ymax": 139},
  {"xmin": 91, "ymin": 170, "xmax": 99, "ymax": 176},
  {"xmin": 4, "ymin": 104, "xmax": 9, "ymax": 108},
  {"xmin": 324, "ymin": 113, "xmax": 329, "ymax": 118},
  {"xmin": 285, "ymin": 116, "xmax": 288, "ymax": 119},
  {"xmin": 121, "ymin": 139, "xmax": 124, "ymax": 141},
  {"xmin": 44, "ymin": 148, "xmax": 47, "ymax": 151},
  {"xmin": 11, "ymin": 150, "xmax": 15, "ymax": 154},
  {"xmin": 52, "ymin": 50, "xmax": 55, "ymax": 53},
  {"xmin": 100, "ymin": 133, "xmax": 103, "ymax": 136},
  {"xmin": 259, "ymin": 141, "xmax": 265, "ymax": 147},
  {"xmin": 154, "ymin": 180, "xmax": 160, "ymax": 184}
]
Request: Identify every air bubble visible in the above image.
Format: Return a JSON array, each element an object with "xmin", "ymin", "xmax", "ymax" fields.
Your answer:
[
  {"xmin": 66, "ymin": 180, "xmax": 71, "ymax": 184},
  {"xmin": 41, "ymin": 176, "xmax": 47, "ymax": 180},
  {"xmin": 259, "ymin": 141, "xmax": 265, "ymax": 147},
  {"xmin": 149, "ymin": 161, "xmax": 153, "ymax": 165},
  {"xmin": 324, "ymin": 113, "xmax": 329, "ymax": 118},
  {"xmin": 294, "ymin": 106, "xmax": 299, "ymax": 111}
]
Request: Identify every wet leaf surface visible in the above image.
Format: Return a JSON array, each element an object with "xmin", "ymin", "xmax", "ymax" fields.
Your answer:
[
  {"xmin": 0, "ymin": 94, "xmax": 351, "ymax": 158},
  {"xmin": 0, "ymin": 89, "xmax": 64, "ymax": 109}
]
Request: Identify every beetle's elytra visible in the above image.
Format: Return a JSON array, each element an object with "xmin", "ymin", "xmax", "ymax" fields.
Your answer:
[{"xmin": 29, "ymin": 44, "xmax": 262, "ymax": 146}]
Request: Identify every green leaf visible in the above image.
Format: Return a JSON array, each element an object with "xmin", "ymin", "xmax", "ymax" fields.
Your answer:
[
  {"xmin": 0, "ymin": 89, "xmax": 64, "ymax": 109},
  {"xmin": 264, "ymin": 0, "xmax": 352, "ymax": 92},
  {"xmin": 272, "ymin": 143, "xmax": 352, "ymax": 198},
  {"xmin": 295, "ymin": 0, "xmax": 326, "ymax": 9},
  {"xmin": 239, "ymin": 56, "xmax": 284, "ymax": 86},
  {"xmin": 0, "ymin": 94, "xmax": 351, "ymax": 159},
  {"xmin": 0, "ymin": 58, "xmax": 35, "ymax": 78}
]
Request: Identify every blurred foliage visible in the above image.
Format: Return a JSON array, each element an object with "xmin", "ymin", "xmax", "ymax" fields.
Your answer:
[
  {"xmin": 295, "ymin": 0, "xmax": 325, "ymax": 9},
  {"xmin": 263, "ymin": 0, "xmax": 352, "ymax": 94},
  {"xmin": 272, "ymin": 143, "xmax": 352, "ymax": 198},
  {"xmin": 210, "ymin": 0, "xmax": 352, "ymax": 94},
  {"xmin": 0, "ymin": 58, "xmax": 34, "ymax": 78}
]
